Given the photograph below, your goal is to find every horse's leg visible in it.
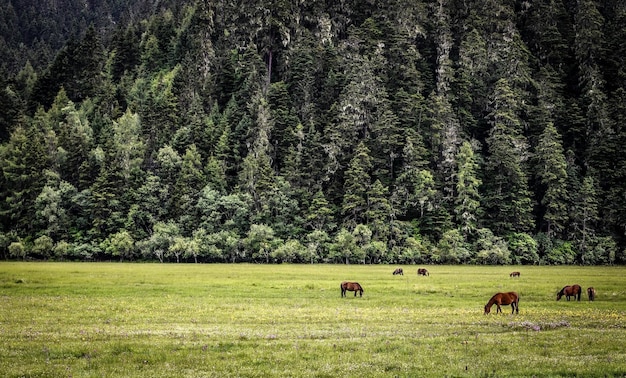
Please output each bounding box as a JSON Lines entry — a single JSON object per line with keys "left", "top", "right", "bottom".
{"left": 496, "top": 304, "right": 502, "bottom": 314}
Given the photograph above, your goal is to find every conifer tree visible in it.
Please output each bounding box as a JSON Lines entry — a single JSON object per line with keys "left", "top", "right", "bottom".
{"left": 482, "top": 79, "right": 533, "bottom": 235}
{"left": 341, "top": 141, "right": 372, "bottom": 230}
{"left": 306, "top": 190, "right": 336, "bottom": 233}
{"left": 0, "top": 121, "right": 50, "bottom": 234}
{"left": 268, "top": 81, "right": 299, "bottom": 172}
{"left": 455, "top": 140, "right": 482, "bottom": 240}
{"left": 572, "top": 176, "right": 599, "bottom": 258}
{"left": 174, "top": 144, "right": 207, "bottom": 233}
{"left": 534, "top": 122, "right": 568, "bottom": 239}
{"left": 392, "top": 131, "right": 435, "bottom": 221}
{"left": 366, "top": 179, "right": 392, "bottom": 241}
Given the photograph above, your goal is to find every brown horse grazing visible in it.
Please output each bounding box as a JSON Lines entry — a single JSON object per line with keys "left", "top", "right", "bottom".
{"left": 392, "top": 268, "right": 404, "bottom": 275}
{"left": 484, "top": 292, "right": 519, "bottom": 315}
{"left": 510, "top": 271, "right": 520, "bottom": 278}
{"left": 557, "top": 284, "right": 582, "bottom": 301}
{"left": 341, "top": 281, "right": 364, "bottom": 297}
{"left": 417, "top": 268, "right": 429, "bottom": 276}
{"left": 587, "top": 287, "right": 596, "bottom": 301}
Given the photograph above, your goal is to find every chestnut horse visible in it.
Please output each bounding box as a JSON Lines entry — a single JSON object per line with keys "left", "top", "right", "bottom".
{"left": 392, "top": 268, "right": 404, "bottom": 275}
{"left": 587, "top": 287, "right": 596, "bottom": 301}
{"left": 417, "top": 268, "right": 429, "bottom": 276}
{"left": 557, "top": 284, "right": 582, "bottom": 301}
{"left": 341, "top": 281, "right": 363, "bottom": 297}
{"left": 509, "top": 271, "right": 520, "bottom": 278}
{"left": 484, "top": 292, "right": 519, "bottom": 314}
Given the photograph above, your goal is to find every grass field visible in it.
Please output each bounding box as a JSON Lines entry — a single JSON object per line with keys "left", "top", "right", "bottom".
{"left": 1, "top": 263, "right": 626, "bottom": 377}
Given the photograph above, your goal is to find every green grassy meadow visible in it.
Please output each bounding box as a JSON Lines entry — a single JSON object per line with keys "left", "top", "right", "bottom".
{"left": 1, "top": 263, "right": 626, "bottom": 377}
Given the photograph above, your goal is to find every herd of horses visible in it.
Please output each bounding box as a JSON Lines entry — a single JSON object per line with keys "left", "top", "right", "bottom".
{"left": 342, "top": 269, "right": 598, "bottom": 315}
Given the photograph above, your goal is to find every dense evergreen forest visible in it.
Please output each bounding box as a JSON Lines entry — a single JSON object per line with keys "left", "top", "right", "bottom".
{"left": 1, "top": 0, "right": 625, "bottom": 264}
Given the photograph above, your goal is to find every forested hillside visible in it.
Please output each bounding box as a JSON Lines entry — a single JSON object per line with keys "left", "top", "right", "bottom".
{"left": 1, "top": 0, "right": 625, "bottom": 264}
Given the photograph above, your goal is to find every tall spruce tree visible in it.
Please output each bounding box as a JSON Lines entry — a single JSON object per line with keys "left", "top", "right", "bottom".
{"left": 341, "top": 141, "right": 372, "bottom": 230}
{"left": 482, "top": 79, "right": 533, "bottom": 235}
{"left": 454, "top": 140, "right": 482, "bottom": 240}
{"left": 534, "top": 122, "right": 568, "bottom": 239}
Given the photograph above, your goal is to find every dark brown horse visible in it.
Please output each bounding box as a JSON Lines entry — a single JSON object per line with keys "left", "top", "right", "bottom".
{"left": 341, "top": 281, "right": 363, "bottom": 297}
{"left": 587, "top": 287, "right": 596, "bottom": 301}
{"left": 509, "top": 271, "right": 520, "bottom": 278}
{"left": 392, "top": 268, "right": 404, "bottom": 275}
{"left": 417, "top": 268, "right": 429, "bottom": 276}
{"left": 484, "top": 292, "right": 519, "bottom": 314}
{"left": 557, "top": 284, "right": 582, "bottom": 301}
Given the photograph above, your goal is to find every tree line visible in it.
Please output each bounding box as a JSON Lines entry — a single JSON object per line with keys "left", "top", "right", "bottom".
{"left": 1, "top": 0, "right": 625, "bottom": 264}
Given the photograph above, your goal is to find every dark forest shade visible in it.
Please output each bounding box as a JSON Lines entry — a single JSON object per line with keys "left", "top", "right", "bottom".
{"left": 0, "top": 0, "right": 625, "bottom": 264}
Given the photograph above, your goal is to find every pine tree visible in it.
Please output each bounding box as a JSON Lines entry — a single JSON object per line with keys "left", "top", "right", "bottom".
{"left": 482, "top": 79, "right": 533, "bottom": 235}
{"left": 454, "top": 26, "right": 487, "bottom": 139}
{"left": 135, "top": 66, "right": 181, "bottom": 163}
{"left": 366, "top": 179, "right": 392, "bottom": 241}
{"left": 520, "top": 0, "right": 571, "bottom": 68}
{"left": 90, "top": 162, "right": 125, "bottom": 241}
{"left": 392, "top": 131, "right": 435, "bottom": 220}
{"left": 284, "top": 30, "right": 318, "bottom": 126}
{"left": 267, "top": 81, "right": 299, "bottom": 173}
{"left": 0, "top": 72, "right": 22, "bottom": 142}
{"left": 172, "top": 144, "right": 206, "bottom": 234}
{"left": 306, "top": 190, "right": 336, "bottom": 233}
{"left": 327, "top": 18, "right": 390, "bottom": 180}
{"left": 341, "top": 141, "right": 372, "bottom": 230}
{"left": 111, "top": 24, "right": 141, "bottom": 81}
{"left": 0, "top": 121, "right": 50, "bottom": 234}
{"left": 455, "top": 140, "right": 482, "bottom": 240}
{"left": 73, "top": 25, "right": 105, "bottom": 102}
{"left": 572, "top": 176, "right": 599, "bottom": 258}
{"left": 534, "top": 122, "right": 568, "bottom": 239}
{"left": 56, "top": 102, "right": 93, "bottom": 189}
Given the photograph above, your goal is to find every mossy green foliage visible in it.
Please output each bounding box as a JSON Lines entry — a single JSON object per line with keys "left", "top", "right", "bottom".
{"left": 1, "top": 263, "right": 626, "bottom": 377}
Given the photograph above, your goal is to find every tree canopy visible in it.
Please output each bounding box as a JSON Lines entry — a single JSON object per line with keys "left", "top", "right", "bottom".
{"left": 0, "top": 0, "right": 625, "bottom": 264}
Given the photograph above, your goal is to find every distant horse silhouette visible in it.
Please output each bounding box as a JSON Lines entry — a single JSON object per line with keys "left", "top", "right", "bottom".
{"left": 341, "top": 281, "right": 363, "bottom": 297}
{"left": 510, "top": 271, "right": 520, "bottom": 278}
{"left": 484, "top": 292, "right": 519, "bottom": 315}
{"left": 417, "top": 268, "right": 429, "bottom": 276}
{"left": 587, "top": 287, "right": 596, "bottom": 301}
{"left": 392, "top": 268, "right": 404, "bottom": 275}
{"left": 557, "top": 284, "right": 582, "bottom": 301}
